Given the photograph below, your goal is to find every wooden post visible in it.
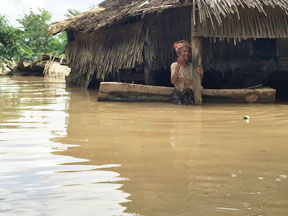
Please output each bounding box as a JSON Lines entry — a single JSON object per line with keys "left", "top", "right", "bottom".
{"left": 191, "top": 4, "right": 203, "bottom": 105}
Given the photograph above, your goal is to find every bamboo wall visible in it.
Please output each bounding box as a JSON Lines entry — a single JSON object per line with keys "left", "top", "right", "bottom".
{"left": 66, "top": 22, "right": 144, "bottom": 87}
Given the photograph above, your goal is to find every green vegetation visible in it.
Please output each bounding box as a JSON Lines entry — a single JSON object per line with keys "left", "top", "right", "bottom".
{"left": 0, "top": 6, "right": 88, "bottom": 66}
{"left": 89, "top": 5, "right": 97, "bottom": 9}
{"left": 17, "top": 9, "right": 66, "bottom": 61}
{"left": 65, "top": 9, "right": 81, "bottom": 18}
{"left": 0, "top": 16, "right": 30, "bottom": 64}
{"left": 0, "top": 8, "right": 75, "bottom": 66}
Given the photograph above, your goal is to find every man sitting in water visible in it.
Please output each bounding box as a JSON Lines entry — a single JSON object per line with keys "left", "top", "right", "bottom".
{"left": 171, "top": 40, "right": 204, "bottom": 105}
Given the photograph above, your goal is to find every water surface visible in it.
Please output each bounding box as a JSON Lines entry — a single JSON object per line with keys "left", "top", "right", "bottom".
{"left": 1, "top": 76, "right": 288, "bottom": 216}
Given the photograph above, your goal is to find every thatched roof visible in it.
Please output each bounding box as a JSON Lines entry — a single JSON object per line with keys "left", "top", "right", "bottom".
{"left": 50, "top": 0, "right": 288, "bottom": 39}
{"left": 49, "top": 7, "right": 106, "bottom": 36}
{"left": 50, "top": 0, "right": 189, "bottom": 35}
{"left": 98, "top": 0, "right": 135, "bottom": 8}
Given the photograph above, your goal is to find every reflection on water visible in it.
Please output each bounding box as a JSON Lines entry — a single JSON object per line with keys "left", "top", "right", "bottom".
{"left": 1, "top": 76, "right": 288, "bottom": 216}
{"left": 0, "top": 77, "right": 130, "bottom": 216}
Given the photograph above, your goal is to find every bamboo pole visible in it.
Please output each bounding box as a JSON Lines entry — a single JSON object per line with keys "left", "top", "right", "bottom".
{"left": 191, "top": 3, "right": 203, "bottom": 105}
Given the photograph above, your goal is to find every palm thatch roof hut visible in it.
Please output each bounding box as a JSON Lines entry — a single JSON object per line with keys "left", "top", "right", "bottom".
{"left": 50, "top": 0, "right": 288, "bottom": 97}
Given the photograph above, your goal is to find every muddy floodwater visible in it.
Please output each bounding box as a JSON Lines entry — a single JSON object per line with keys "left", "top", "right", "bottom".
{"left": 1, "top": 76, "right": 288, "bottom": 216}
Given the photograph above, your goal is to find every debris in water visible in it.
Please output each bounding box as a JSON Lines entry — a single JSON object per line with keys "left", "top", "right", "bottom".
{"left": 217, "top": 207, "right": 239, "bottom": 211}
{"left": 243, "top": 115, "right": 250, "bottom": 120}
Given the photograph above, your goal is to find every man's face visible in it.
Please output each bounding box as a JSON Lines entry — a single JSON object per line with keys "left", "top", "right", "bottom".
{"left": 179, "top": 46, "right": 191, "bottom": 61}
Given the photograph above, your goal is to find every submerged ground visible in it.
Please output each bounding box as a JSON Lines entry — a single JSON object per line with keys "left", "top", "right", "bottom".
{"left": 0, "top": 76, "right": 288, "bottom": 216}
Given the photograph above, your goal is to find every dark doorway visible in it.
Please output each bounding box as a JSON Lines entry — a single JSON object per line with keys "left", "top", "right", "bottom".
{"left": 154, "top": 68, "right": 173, "bottom": 87}
{"left": 253, "top": 39, "right": 277, "bottom": 60}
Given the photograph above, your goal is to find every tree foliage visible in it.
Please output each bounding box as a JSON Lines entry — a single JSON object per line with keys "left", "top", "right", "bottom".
{"left": 0, "top": 7, "right": 92, "bottom": 64}
{"left": 65, "top": 9, "right": 81, "bottom": 18}
{"left": 89, "top": 5, "right": 97, "bottom": 9}
{"left": 0, "top": 16, "right": 28, "bottom": 63}
{"left": 17, "top": 9, "right": 66, "bottom": 60}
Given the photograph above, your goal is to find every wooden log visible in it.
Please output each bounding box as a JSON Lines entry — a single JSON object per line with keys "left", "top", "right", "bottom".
{"left": 98, "top": 82, "right": 172, "bottom": 102}
{"left": 98, "top": 92, "right": 172, "bottom": 102}
{"left": 202, "top": 89, "right": 276, "bottom": 103}
{"left": 98, "top": 82, "right": 276, "bottom": 103}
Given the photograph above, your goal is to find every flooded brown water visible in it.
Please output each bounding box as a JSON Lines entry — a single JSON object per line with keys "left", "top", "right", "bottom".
{"left": 1, "top": 76, "right": 288, "bottom": 216}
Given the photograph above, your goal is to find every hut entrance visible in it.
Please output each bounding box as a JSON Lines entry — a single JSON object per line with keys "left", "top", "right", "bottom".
{"left": 154, "top": 68, "right": 173, "bottom": 87}
{"left": 119, "top": 68, "right": 145, "bottom": 84}
{"left": 253, "top": 39, "right": 277, "bottom": 60}
{"left": 202, "top": 38, "right": 273, "bottom": 89}
{"left": 201, "top": 38, "right": 288, "bottom": 100}
{"left": 269, "top": 39, "right": 288, "bottom": 100}
{"left": 253, "top": 38, "right": 288, "bottom": 100}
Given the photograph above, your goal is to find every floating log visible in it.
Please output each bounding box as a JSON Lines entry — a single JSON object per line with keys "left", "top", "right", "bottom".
{"left": 201, "top": 88, "right": 276, "bottom": 103}
{"left": 99, "top": 82, "right": 172, "bottom": 102}
{"left": 98, "top": 82, "right": 276, "bottom": 103}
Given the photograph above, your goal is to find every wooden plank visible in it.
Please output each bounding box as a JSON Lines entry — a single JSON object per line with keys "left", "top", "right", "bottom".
{"left": 99, "top": 82, "right": 172, "bottom": 95}
{"left": 202, "top": 88, "right": 276, "bottom": 103}
{"left": 98, "top": 92, "right": 172, "bottom": 102}
{"left": 98, "top": 82, "right": 276, "bottom": 103}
